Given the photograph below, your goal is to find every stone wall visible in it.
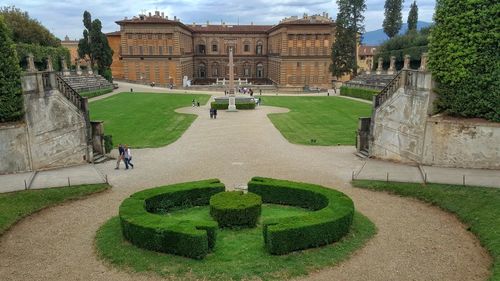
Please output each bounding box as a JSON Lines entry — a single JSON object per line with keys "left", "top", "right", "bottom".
{"left": 370, "top": 70, "right": 500, "bottom": 169}
{"left": 0, "top": 123, "right": 31, "bottom": 173}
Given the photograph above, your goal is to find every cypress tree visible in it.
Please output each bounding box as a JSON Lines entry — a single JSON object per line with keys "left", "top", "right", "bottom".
{"left": 383, "top": 0, "right": 404, "bottom": 38}
{"left": 0, "top": 15, "right": 23, "bottom": 122}
{"left": 407, "top": 1, "right": 418, "bottom": 33}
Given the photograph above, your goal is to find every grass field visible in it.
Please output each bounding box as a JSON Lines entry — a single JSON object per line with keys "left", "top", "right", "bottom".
{"left": 262, "top": 96, "right": 372, "bottom": 145}
{"left": 352, "top": 180, "right": 500, "bottom": 281}
{"left": 97, "top": 205, "right": 375, "bottom": 280}
{"left": 0, "top": 184, "right": 110, "bottom": 235}
{"left": 89, "top": 92, "right": 210, "bottom": 148}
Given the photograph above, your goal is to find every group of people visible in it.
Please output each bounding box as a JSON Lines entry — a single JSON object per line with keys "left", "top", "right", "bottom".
{"left": 238, "top": 87, "right": 254, "bottom": 96}
{"left": 209, "top": 108, "right": 218, "bottom": 119}
{"left": 115, "top": 144, "right": 134, "bottom": 170}
{"left": 192, "top": 99, "right": 200, "bottom": 107}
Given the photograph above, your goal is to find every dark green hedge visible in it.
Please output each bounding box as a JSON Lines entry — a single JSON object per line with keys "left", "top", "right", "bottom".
{"left": 340, "top": 86, "right": 379, "bottom": 101}
{"left": 210, "top": 102, "right": 256, "bottom": 110}
{"left": 80, "top": 87, "right": 113, "bottom": 98}
{"left": 119, "top": 179, "right": 225, "bottom": 259}
{"left": 248, "top": 177, "right": 354, "bottom": 255}
{"left": 15, "top": 43, "right": 70, "bottom": 71}
{"left": 210, "top": 191, "right": 262, "bottom": 228}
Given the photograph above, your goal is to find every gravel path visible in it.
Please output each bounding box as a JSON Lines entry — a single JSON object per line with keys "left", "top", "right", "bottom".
{"left": 0, "top": 100, "right": 491, "bottom": 281}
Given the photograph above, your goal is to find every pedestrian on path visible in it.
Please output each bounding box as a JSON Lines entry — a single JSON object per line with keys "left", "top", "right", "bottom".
{"left": 192, "top": 99, "right": 196, "bottom": 107}
{"left": 115, "top": 144, "right": 124, "bottom": 169}
{"left": 210, "top": 108, "right": 214, "bottom": 119}
{"left": 213, "top": 108, "right": 217, "bottom": 119}
{"left": 124, "top": 145, "right": 134, "bottom": 169}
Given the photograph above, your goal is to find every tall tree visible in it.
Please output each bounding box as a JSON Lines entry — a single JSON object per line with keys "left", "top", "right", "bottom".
{"left": 383, "top": 0, "right": 404, "bottom": 38}
{"left": 330, "top": 0, "right": 366, "bottom": 78}
{"left": 0, "top": 15, "right": 23, "bottom": 122}
{"left": 0, "top": 6, "right": 60, "bottom": 47}
{"left": 78, "top": 11, "right": 113, "bottom": 81}
{"left": 429, "top": 0, "right": 499, "bottom": 121}
{"left": 407, "top": 1, "right": 418, "bottom": 33}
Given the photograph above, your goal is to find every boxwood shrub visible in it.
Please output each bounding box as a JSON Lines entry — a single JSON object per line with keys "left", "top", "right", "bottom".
{"left": 210, "top": 102, "right": 256, "bottom": 110}
{"left": 340, "top": 86, "right": 379, "bottom": 101}
{"left": 248, "top": 177, "right": 354, "bottom": 255}
{"left": 119, "top": 179, "right": 225, "bottom": 259}
{"left": 210, "top": 191, "right": 262, "bottom": 228}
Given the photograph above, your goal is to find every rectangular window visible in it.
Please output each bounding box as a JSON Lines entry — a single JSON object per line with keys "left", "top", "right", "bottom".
{"left": 127, "top": 34, "right": 132, "bottom": 39}
{"left": 168, "top": 46, "right": 173, "bottom": 54}
{"left": 244, "top": 45, "right": 250, "bottom": 52}
{"left": 149, "top": 46, "right": 153, "bottom": 55}
{"left": 159, "top": 46, "right": 163, "bottom": 55}
{"left": 212, "top": 44, "right": 217, "bottom": 52}
{"left": 138, "top": 34, "right": 142, "bottom": 39}
{"left": 139, "top": 46, "right": 143, "bottom": 55}
{"left": 147, "top": 34, "right": 152, "bottom": 40}
{"left": 129, "top": 46, "right": 133, "bottom": 55}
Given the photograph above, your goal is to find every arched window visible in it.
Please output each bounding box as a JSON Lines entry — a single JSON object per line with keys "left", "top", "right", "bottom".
{"left": 212, "top": 62, "right": 219, "bottom": 77}
{"left": 198, "top": 63, "right": 206, "bottom": 78}
{"left": 256, "top": 41, "right": 263, "bottom": 55}
{"left": 243, "top": 62, "right": 251, "bottom": 77}
{"left": 197, "top": 40, "right": 206, "bottom": 54}
{"left": 256, "top": 63, "right": 264, "bottom": 78}
{"left": 211, "top": 41, "right": 218, "bottom": 53}
{"left": 243, "top": 40, "right": 251, "bottom": 53}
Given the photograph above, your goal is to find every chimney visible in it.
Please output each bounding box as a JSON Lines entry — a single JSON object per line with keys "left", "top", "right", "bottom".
{"left": 161, "top": 12, "right": 164, "bottom": 18}
{"left": 174, "top": 16, "right": 177, "bottom": 21}
{"left": 124, "top": 16, "right": 128, "bottom": 20}
{"left": 148, "top": 12, "right": 152, "bottom": 17}
{"left": 326, "top": 13, "right": 329, "bottom": 19}
{"left": 251, "top": 21, "right": 253, "bottom": 25}
{"left": 207, "top": 20, "right": 209, "bottom": 25}
{"left": 166, "top": 15, "right": 168, "bottom": 19}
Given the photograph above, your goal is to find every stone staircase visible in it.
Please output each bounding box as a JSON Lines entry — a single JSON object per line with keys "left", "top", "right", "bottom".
{"left": 60, "top": 74, "right": 113, "bottom": 93}
{"left": 345, "top": 73, "right": 397, "bottom": 90}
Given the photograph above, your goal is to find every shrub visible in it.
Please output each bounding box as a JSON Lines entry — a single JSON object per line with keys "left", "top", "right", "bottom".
{"left": 80, "top": 87, "right": 113, "bottom": 98}
{"left": 428, "top": 0, "right": 499, "bottom": 121}
{"left": 248, "top": 177, "right": 354, "bottom": 255}
{"left": 340, "top": 86, "right": 379, "bottom": 101}
{"left": 210, "top": 102, "right": 256, "bottom": 110}
{"left": 15, "top": 43, "right": 70, "bottom": 71}
{"left": 210, "top": 191, "right": 262, "bottom": 228}
{"left": 103, "top": 135, "right": 113, "bottom": 154}
{"left": 0, "top": 15, "right": 23, "bottom": 123}
{"left": 119, "top": 179, "right": 225, "bottom": 259}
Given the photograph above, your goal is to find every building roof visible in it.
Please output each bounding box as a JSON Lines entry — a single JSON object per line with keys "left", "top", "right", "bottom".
{"left": 359, "top": 45, "right": 378, "bottom": 56}
{"left": 191, "top": 25, "right": 273, "bottom": 34}
{"left": 106, "top": 31, "right": 121, "bottom": 36}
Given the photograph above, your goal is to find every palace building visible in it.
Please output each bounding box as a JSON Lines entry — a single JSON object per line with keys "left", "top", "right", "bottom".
{"left": 107, "top": 12, "right": 343, "bottom": 90}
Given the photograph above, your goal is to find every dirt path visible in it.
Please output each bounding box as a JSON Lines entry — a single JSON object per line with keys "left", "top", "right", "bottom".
{"left": 0, "top": 103, "right": 491, "bottom": 281}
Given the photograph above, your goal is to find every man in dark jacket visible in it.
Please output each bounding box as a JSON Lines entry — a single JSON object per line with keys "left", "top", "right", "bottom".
{"left": 115, "top": 144, "right": 125, "bottom": 169}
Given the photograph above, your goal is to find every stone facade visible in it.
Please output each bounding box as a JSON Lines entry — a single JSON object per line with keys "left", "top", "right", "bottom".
{"left": 108, "top": 12, "right": 342, "bottom": 89}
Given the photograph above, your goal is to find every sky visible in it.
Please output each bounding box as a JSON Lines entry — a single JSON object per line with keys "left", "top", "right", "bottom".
{"left": 2, "top": 0, "right": 436, "bottom": 40}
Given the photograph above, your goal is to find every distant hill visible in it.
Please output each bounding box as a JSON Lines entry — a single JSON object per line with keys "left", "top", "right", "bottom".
{"left": 362, "top": 21, "right": 432, "bottom": 45}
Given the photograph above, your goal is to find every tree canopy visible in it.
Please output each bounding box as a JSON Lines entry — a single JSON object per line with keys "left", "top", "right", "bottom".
{"left": 383, "top": 0, "right": 404, "bottom": 38}
{"left": 0, "top": 6, "right": 60, "bottom": 47}
{"left": 407, "top": 1, "right": 418, "bottom": 33}
{"left": 428, "top": 0, "right": 499, "bottom": 121}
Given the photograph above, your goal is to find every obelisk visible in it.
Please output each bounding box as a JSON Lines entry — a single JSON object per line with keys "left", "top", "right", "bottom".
{"left": 227, "top": 47, "right": 237, "bottom": 111}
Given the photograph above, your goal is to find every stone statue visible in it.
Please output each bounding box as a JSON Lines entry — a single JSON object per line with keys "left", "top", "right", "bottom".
{"left": 366, "top": 58, "right": 372, "bottom": 74}
{"left": 419, "top": 53, "right": 428, "bottom": 71}
{"left": 76, "top": 59, "right": 82, "bottom": 75}
{"left": 61, "top": 57, "right": 70, "bottom": 76}
{"left": 376, "top": 57, "right": 383, "bottom": 75}
{"left": 403, "top": 55, "right": 411, "bottom": 70}
{"left": 387, "top": 56, "right": 396, "bottom": 75}
{"left": 27, "top": 54, "right": 36, "bottom": 72}
{"left": 46, "top": 56, "right": 54, "bottom": 71}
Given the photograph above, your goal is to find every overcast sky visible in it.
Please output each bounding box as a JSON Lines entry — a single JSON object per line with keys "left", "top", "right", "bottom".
{"left": 2, "top": 0, "right": 436, "bottom": 40}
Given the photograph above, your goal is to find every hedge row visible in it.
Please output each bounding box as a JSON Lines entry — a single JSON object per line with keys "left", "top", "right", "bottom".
{"left": 210, "top": 102, "right": 256, "bottom": 110}
{"left": 79, "top": 87, "right": 113, "bottom": 98}
{"left": 15, "top": 43, "right": 70, "bottom": 72}
{"left": 248, "top": 177, "right": 354, "bottom": 255}
{"left": 119, "top": 179, "right": 225, "bottom": 259}
{"left": 340, "top": 86, "right": 379, "bottom": 101}
{"left": 210, "top": 191, "right": 262, "bottom": 228}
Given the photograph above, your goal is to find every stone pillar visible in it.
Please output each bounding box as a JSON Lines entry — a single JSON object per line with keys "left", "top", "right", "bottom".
{"left": 76, "top": 59, "right": 82, "bottom": 75}
{"left": 366, "top": 58, "right": 372, "bottom": 74}
{"left": 46, "top": 57, "right": 56, "bottom": 90}
{"left": 61, "top": 57, "right": 70, "bottom": 76}
{"left": 376, "top": 57, "right": 383, "bottom": 75}
{"left": 227, "top": 47, "right": 237, "bottom": 111}
{"left": 387, "top": 56, "right": 396, "bottom": 75}
{"left": 27, "top": 54, "right": 37, "bottom": 72}
{"left": 419, "top": 52, "right": 428, "bottom": 71}
{"left": 403, "top": 55, "right": 411, "bottom": 69}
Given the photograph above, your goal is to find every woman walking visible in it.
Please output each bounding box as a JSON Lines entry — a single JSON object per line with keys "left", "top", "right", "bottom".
{"left": 124, "top": 145, "right": 134, "bottom": 169}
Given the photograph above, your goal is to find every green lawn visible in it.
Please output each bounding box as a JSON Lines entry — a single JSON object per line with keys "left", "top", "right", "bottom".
{"left": 262, "top": 96, "right": 372, "bottom": 145}
{"left": 97, "top": 206, "right": 375, "bottom": 280}
{"left": 352, "top": 180, "right": 500, "bottom": 281}
{"left": 89, "top": 92, "right": 210, "bottom": 148}
{"left": 0, "top": 184, "right": 110, "bottom": 235}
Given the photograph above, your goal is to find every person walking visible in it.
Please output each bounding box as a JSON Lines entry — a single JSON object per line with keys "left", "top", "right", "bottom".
{"left": 213, "top": 108, "right": 217, "bottom": 119}
{"left": 124, "top": 145, "right": 134, "bottom": 169}
{"left": 115, "top": 144, "right": 124, "bottom": 169}
{"left": 210, "top": 108, "right": 214, "bottom": 119}
{"left": 192, "top": 99, "right": 195, "bottom": 107}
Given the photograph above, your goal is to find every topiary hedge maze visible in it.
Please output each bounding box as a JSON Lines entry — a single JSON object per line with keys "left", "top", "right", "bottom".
{"left": 118, "top": 177, "right": 354, "bottom": 259}
{"left": 210, "top": 191, "right": 262, "bottom": 228}
{"left": 248, "top": 177, "right": 355, "bottom": 255}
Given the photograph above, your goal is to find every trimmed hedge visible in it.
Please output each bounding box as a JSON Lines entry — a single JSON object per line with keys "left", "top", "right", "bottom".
{"left": 210, "top": 102, "right": 256, "bottom": 110}
{"left": 80, "top": 87, "right": 113, "bottom": 98}
{"left": 119, "top": 179, "right": 225, "bottom": 259}
{"left": 210, "top": 191, "right": 262, "bottom": 228}
{"left": 248, "top": 177, "right": 354, "bottom": 255}
{"left": 340, "top": 86, "right": 379, "bottom": 101}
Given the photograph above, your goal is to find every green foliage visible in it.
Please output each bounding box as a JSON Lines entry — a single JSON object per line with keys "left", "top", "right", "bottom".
{"left": 0, "top": 6, "right": 60, "bottom": 47}
{"left": 210, "top": 101, "right": 256, "bottom": 110}
{"left": 15, "top": 43, "right": 70, "bottom": 71}
{"left": 383, "top": 0, "right": 404, "bottom": 38}
{"left": 80, "top": 87, "right": 112, "bottom": 98}
{"left": 340, "top": 86, "right": 379, "bottom": 100}
{"left": 78, "top": 11, "right": 113, "bottom": 81}
{"left": 352, "top": 180, "right": 500, "bottom": 281}
{"left": 89, "top": 93, "right": 210, "bottom": 148}
{"left": 0, "top": 183, "right": 110, "bottom": 235}
{"left": 210, "top": 191, "right": 262, "bottom": 228}
{"left": 0, "top": 15, "right": 23, "bottom": 123}
{"left": 119, "top": 179, "right": 225, "bottom": 259}
{"left": 375, "top": 27, "right": 430, "bottom": 69}
{"left": 248, "top": 177, "right": 355, "bottom": 255}
{"left": 330, "top": 0, "right": 366, "bottom": 77}
{"left": 103, "top": 135, "right": 113, "bottom": 154}
{"left": 263, "top": 96, "right": 372, "bottom": 145}
{"left": 407, "top": 1, "right": 418, "bottom": 32}
{"left": 428, "top": 0, "right": 500, "bottom": 121}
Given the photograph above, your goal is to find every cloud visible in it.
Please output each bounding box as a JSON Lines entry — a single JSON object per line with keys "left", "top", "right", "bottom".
{"left": 3, "top": 0, "right": 435, "bottom": 39}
